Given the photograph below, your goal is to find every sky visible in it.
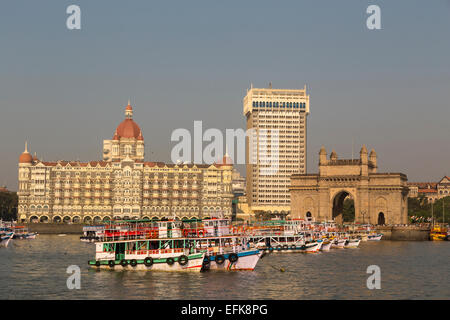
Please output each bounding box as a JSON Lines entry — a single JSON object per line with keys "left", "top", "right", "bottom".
{"left": 1, "top": 0, "right": 449, "bottom": 191}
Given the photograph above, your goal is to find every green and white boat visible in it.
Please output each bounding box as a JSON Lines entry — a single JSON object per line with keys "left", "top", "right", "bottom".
{"left": 88, "top": 237, "right": 206, "bottom": 272}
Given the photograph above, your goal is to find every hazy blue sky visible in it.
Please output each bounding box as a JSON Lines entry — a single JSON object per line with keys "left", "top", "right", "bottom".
{"left": 1, "top": 0, "right": 449, "bottom": 190}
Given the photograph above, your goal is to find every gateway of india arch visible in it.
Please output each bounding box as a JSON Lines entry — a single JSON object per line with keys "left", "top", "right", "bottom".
{"left": 290, "top": 146, "right": 409, "bottom": 225}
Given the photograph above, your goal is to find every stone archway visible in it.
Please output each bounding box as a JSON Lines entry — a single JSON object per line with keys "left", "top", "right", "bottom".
{"left": 290, "top": 146, "right": 409, "bottom": 224}
{"left": 332, "top": 190, "right": 354, "bottom": 225}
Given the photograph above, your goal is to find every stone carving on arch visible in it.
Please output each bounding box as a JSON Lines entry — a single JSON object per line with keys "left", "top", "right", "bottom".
{"left": 375, "top": 196, "right": 387, "bottom": 211}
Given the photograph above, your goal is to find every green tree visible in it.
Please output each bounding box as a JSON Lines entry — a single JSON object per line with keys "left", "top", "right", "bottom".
{"left": 342, "top": 198, "right": 355, "bottom": 222}
{"left": 0, "top": 191, "right": 18, "bottom": 221}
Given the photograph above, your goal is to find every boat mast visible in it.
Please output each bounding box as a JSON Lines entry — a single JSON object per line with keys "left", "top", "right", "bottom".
{"left": 431, "top": 201, "right": 434, "bottom": 227}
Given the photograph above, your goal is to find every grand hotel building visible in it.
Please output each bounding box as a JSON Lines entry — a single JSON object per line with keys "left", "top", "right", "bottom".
{"left": 17, "top": 103, "right": 233, "bottom": 223}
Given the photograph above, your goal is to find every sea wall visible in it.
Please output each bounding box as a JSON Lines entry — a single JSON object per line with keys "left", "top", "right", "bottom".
{"left": 375, "top": 226, "right": 430, "bottom": 241}
{"left": 24, "top": 223, "right": 84, "bottom": 234}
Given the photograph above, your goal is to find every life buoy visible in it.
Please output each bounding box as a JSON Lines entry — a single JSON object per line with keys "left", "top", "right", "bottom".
{"left": 95, "top": 260, "right": 101, "bottom": 267}
{"left": 198, "top": 230, "right": 205, "bottom": 237}
{"left": 108, "top": 260, "right": 115, "bottom": 268}
{"left": 203, "top": 256, "right": 210, "bottom": 266}
{"left": 183, "top": 229, "right": 189, "bottom": 237}
{"left": 268, "top": 246, "right": 274, "bottom": 252}
{"left": 276, "top": 245, "right": 282, "bottom": 251}
{"left": 120, "top": 259, "right": 128, "bottom": 267}
{"left": 215, "top": 255, "right": 225, "bottom": 265}
{"left": 166, "top": 257, "right": 175, "bottom": 265}
{"left": 228, "top": 253, "right": 238, "bottom": 263}
{"left": 178, "top": 255, "right": 188, "bottom": 266}
{"left": 144, "top": 257, "right": 153, "bottom": 267}
{"left": 130, "top": 259, "right": 137, "bottom": 267}
{"left": 282, "top": 245, "right": 289, "bottom": 250}
{"left": 290, "top": 245, "right": 296, "bottom": 250}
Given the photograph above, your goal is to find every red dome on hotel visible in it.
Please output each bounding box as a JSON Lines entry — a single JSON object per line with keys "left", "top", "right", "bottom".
{"left": 19, "top": 152, "right": 33, "bottom": 164}
{"left": 115, "top": 119, "right": 142, "bottom": 139}
{"left": 114, "top": 103, "right": 143, "bottom": 140}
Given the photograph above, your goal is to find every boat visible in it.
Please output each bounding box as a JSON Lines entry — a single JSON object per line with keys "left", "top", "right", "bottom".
{"left": 198, "top": 236, "right": 262, "bottom": 271}
{"left": 344, "top": 238, "right": 361, "bottom": 248}
{"left": 429, "top": 225, "right": 448, "bottom": 241}
{"left": 320, "top": 240, "right": 332, "bottom": 251}
{"left": 80, "top": 225, "right": 104, "bottom": 242}
{"left": 11, "top": 226, "right": 37, "bottom": 239}
{"left": 367, "top": 233, "right": 383, "bottom": 241}
{"left": 0, "top": 231, "right": 14, "bottom": 247}
{"left": 330, "top": 238, "right": 346, "bottom": 249}
{"left": 88, "top": 218, "right": 261, "bottom": 272}
{"left": 247, "top": 231, "right": 323, "bottom": 253}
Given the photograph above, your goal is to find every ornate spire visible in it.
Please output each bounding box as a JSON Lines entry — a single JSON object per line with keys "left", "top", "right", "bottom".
{"left": 360, "top": 145, "right": 368, "bottom": 154}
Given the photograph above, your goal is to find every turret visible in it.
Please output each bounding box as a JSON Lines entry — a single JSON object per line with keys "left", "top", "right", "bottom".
{"left": 369, "top": 149, "right": 377, "bottom": 173}
{"left": 360, "top": 145, "right": 368, "bottom": 164}
{"left": 319, "top": 146, "right": 327, "bottom": 165}
{"left": 360, "top": 145, "right": 368, "bottom": 176}
{"left": 330, "top": 150, "right": 338, "bottom": 161}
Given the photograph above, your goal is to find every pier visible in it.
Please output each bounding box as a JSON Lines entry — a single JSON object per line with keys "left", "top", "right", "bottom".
{"left": 375, "top": 225, "right": 430, "bottom": 241}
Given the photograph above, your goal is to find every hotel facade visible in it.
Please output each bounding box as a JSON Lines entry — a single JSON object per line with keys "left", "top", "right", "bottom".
{"left": 17, "top": 103, "right": 233, "bottom": 223}
{"left": 244, "top": 85, "right": 310, "bottom": 215}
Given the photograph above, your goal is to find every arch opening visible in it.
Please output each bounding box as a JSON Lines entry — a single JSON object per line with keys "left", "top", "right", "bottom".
{"left": 332, "top": 191, "right": 355, "bottom": 224}
{"left": 377, "top": 212, "right": 385, "bottom": 225}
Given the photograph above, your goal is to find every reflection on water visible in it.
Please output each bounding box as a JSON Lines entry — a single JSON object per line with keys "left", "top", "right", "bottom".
{"left": 1, "top": 235, "right": 449, "bottom": 299}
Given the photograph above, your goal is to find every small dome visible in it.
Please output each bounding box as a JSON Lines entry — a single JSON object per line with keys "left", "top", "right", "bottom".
{"left": 319, "top": 146, "right": 327, "bottom": 155}
{"left": 19, "top": 152, "right": 32, "bottom": 164}
{"left": 19, "top": 142, "right": 33, "bottom": 164}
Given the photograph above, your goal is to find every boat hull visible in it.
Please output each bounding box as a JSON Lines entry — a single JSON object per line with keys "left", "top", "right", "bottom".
{"left": 331, "top": 239, "right": 346, "bottom": 249}
{"left": 263, "top": 241, "right": 322, "bottom": 253}
{"left": 367, "top": 234, "right": 383, "bottom": 241}
{"left": 320, "top": 241, "right": 332, "bottom": 251}
{"left": 345, "top": 239, "right": 361, "bottom": 248}
{"left": 204, "top": 250, "right": 261, "bottom": 271}
{"left": 89, "top": 253, "right": 205, "bottom": 272}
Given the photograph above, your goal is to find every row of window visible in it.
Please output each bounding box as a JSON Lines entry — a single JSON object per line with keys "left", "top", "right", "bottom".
{"left": 253, "top": 101, "right": 306, "bottom": 109}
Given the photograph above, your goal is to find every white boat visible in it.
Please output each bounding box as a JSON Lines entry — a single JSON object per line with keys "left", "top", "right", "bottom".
{"left": 367, "top": 234, "right": 383, "bottom": 241}
{"left": 248, "top": 234, "right": 322, "bottom": 253}
{"left": 0, "top": 232, "right": 14, "bottom": 247}
{"left": 344, "top": 238, "right": 361, "bottom": 248}
{"left": 89, "top": 218, "right": 261, "bottom": 272}
{"left": 331, "top": 238, "right": 346, "bottom": 249}
{"left": 80, "top": 225, "right": 104, "bottom": 242}
{"left": 203, "top": 249, "right": 262, "bottom": 271}
{"left": 90, "top": 237, "right": 206, "bottom": 272}
{"left": 320, "top": 240, "right": 332, "bottom": 251}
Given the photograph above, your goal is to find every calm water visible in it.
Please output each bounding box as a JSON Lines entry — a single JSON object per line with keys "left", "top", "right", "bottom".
{"left": 0, "top": 235, "right": 449, "bottom": 299}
